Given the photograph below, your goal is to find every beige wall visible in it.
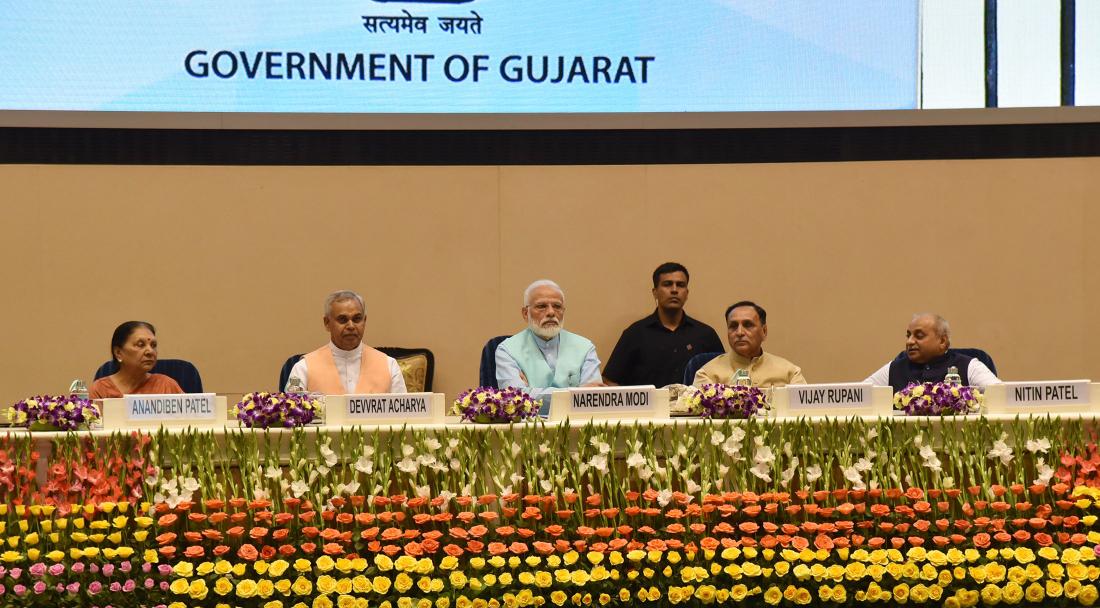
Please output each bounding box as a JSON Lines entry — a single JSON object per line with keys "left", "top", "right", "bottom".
{"left": 2, "top": 158, "right": 1097, "bottom": 406}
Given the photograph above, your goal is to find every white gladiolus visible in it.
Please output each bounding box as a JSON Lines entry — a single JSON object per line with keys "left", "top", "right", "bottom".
{"left": 1033, "top": 458, "right": 1055, "bottom": 487}
{"left": 854, "top": 457, "right": 872, "bottom": 472}
{"left": 987, "top": 433, "right": 1014, "bottom": 465}
{"left": 711, "top": 431, "right": 726, "bottom": 446}
{"left": 265, "top": 466, "right": 282, "bottom": 480}
{"left": 842, "top": 465, "right": 866, "bottom": 491}
{"left": 402, "top": 444, "right": 415, "bottom": 457}
{"left": 626, "top": 452, "right": 646, "bottom": 468}
{"left": 1026, "top": 438, "right": 1051, "bottom": 454}
{"left": 424, "top": 438, "right": 442, "bottom": 451}
{"left": 656, "top": 489, "right": 673, "bottom": 507}
{"left": 354, "top": 455, "right": 374, "bottom": 474}
{"left": 685, "top": 479, "right": 702, "bottom": 494}
{"left": 588, "top": 453, "right": 609, "bottom": 474}
{"left": 749, "top": 462, "right": 772, "bottom": 483}
{"left": 780, "top": 457, "right": 799, "bottom": 487}
{"left": 396, "top": 457, "right": 419, "bottom": 473}
{"left": 290, "top": 479, "right": 309, "bottom": 498}
{"left": 805, "top": 465, "right": 823, "bottom": 483}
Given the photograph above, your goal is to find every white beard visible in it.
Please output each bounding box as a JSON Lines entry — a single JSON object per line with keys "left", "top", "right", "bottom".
{"left": 529, "top": 318, "right": 563, "bottom": 340}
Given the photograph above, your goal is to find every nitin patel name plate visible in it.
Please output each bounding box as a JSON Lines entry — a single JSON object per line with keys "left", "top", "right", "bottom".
{"left": 985, "top": 380, "right": 1095, "bottom": 414}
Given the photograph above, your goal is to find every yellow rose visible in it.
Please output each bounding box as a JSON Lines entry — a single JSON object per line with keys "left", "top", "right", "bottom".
{"left": 169, "top": 579, "right": 190, "bottom": 595}
{"left": 372, "top": 576, "right": 391, "bottom": 594}
{"left": 190, "top": 579, "right": 209, "bottom": 600}
{"left": 1003, "top": 582, "right": 1024, "bottom": 604}
{"left": 1080, "top": 584, "right": 1099, "bottom": 606}
{"left": 292, "top": 576, "right": 313, "bottom": 596}
{"left": 214, "top": 577, "right": 234, "bottom": 596}
{"left": 764, "top": 586, "right": 783, "bottom": 605}
{"left": 237, "top": 579, "right": 259, "bottom": 598}
{"left": 317, "top": 575, "right": 338, "bottom": 595}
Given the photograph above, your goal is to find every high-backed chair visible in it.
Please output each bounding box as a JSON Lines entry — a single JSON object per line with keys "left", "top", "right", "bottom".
{"left": 682, "top": 351, "right": 724, "bottom": 385}
{"left": 479, "top": 335, "right": 511, "bottom": 388}
{"left": 93, "top": 359, "right": 204, "bottom": 393}
{"left": 278, "top": 348, "right": 435, "bottom": 393}
{"left": 378, "top": 347, "right": 435, "bottom": 393}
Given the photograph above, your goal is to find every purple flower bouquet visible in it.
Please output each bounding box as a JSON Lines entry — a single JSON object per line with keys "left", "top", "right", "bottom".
{"left": 8, "top": 394, "right": 100, "bottom": 430}
{"left": 452, "top": 386, "right": 539, "bottom": 423}
{"left": 234, "top": 392, "right": 323, "bottom": 428}
{"left": 679, "top": 383, "right": 768, "bottom": 419}
{"left": 893, "top": 382, "right": 983, "bottom": 416}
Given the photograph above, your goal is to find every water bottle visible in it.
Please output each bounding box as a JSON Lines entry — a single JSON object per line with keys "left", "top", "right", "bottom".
{"left": 69, "top": 378, "right": 90, "bottom": 401}
{"left": 944, "top": 366, "right": 962, "bottom": 385}
{"left": 732, "top": 368, "right": 752, "bottom": 387}
{"left": 285, "top": 376, "right": 306, "bottom": 395}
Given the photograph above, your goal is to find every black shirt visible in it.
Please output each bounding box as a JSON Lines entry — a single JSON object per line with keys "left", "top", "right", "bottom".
{"left": 603, "top": 310, "right": 725, "bottom": 387}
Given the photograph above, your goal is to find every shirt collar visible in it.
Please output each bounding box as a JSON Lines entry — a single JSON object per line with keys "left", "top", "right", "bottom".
{"left": 328, "top": 341, "right": 363, "bottom": 359}
{"left": 531, "top": 332, "right": 560, "bottom": 351}
{"left": 730, "top": 350, "right": 766, "bottom": 368}
{"left": 644, "top": 309, "right": 696, "bottom": 329}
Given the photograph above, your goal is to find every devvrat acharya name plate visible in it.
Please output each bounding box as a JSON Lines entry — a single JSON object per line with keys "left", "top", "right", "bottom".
{"left": 324, "top": 393, "right": 445, "bottom": 425}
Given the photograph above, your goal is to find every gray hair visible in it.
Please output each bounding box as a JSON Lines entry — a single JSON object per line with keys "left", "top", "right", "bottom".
{"left": 912, "top": 312, "right": 950, "bottom": 340}
{"left": 324, "top": 290, "right": 365, "bottom": 317}
{"left": 523, "top": 279, "right": 564, "bottom": 306}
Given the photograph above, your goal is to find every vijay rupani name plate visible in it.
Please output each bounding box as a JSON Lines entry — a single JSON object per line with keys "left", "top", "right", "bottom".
{"left": 772, "top": 383, "right": 893, "bottom": 417}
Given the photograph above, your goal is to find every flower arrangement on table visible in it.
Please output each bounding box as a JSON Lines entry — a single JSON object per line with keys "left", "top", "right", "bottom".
{"left": 233, "top": 391, "right": 323, "bottom": 428}
{"left": 7, "top": 394, "right": 100, "bottom": 430}
{"left": 452, "top": 386, "right": 539, "bottom": 423}
{"left": 894, "top": 381, "right": 983, "bottom": 416}
{"left": 679, "top": 382, "right": 768, "bottom": 418}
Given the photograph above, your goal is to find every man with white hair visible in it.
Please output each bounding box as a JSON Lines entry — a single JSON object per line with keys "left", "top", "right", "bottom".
{"left": 285, "top": 290, "right": 407, "bottom": 394}
{"left": 864, "top": 313, "right": 999, "bottom": 393}
{"left": 495, "top": 280, "right": 603, "bottom": 413}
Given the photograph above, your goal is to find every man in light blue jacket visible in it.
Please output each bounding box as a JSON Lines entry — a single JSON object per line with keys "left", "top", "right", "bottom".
{"left": 495, "top": 279, "right": 604, "bottom": 414}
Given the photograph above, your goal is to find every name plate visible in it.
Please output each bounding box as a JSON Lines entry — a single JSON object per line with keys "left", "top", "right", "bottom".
{"left": 986, "top": 380, "right": 1095, "bottom": 414}
{"left": 549, "top": 386, "right": 669, "bottom": 421}
{"left": 325, "top": 393, "right": 445, "bottom": 425}
{"left": 773, "top": 384, "right": 893, "bottom": 417}
{"left": 100, "top": 394, "right": 228, "bottom": 429}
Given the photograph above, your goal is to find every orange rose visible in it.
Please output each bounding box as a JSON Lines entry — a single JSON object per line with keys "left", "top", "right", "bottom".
{"left": 184, "top": 545, "right": 205, "bottom": 558}
{"left": 404, "top": 541, "right": 423, "bottom": 556}
{"left": 238, "top": 543, "right": 259, "bottom": 561}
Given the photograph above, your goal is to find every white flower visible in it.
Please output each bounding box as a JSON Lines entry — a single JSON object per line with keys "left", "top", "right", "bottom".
{"left": 1026, "top": 438, "right": 1051, "bottom": 454}
{"left": 595, "top": 441, "right": 611, "bottom": 455}
{"left": 626, "top": 452, "right": 646, "bottom": 468}
{"left": 539, "top": 444, "right": 550, "bottom": 455}
{"left": 265, "top": 466, "right": 282, "bottom": 480}
{"left": 942, "top": 476, "right": 955, "bottom": 489}
{"left": 510, "top": 473, "right": 525, "bottom": 486}
{"left": 320, "top": 444, "right": 339, "bottom": 468}
{"left": 414, "top": 484, "right": 431, "bottom": 499}
{"left": 1033, "top": 458, "right": 1055, "bottom": 487}
{"left": 668, "top": 455, "right": 681, "bottom": 470}
{"left": 656, "top": 489, "right": 673, "bottom": 507}
{"left": 710, "top": 431, "right": 726, "bottom": 446}
{"left": 780, "top": 457, "right": 799, "bottom": 487}
{"left": 180, "top": 477, "right": 200, "bottom": 494}
{"left": 718, "top": 464, "right": 730, "bottom": 477}
{"left": 539, "top": 479, "right": 553, "bottom": 493}
{"left": 253, "top": 486, "right": 270, "bottom": 501}
{"left": 416, "top": 454, "right": 437, "bottom": 467}
{"left": 987, "top": 433, "right": 1014, "bottom": 465}
{"left": 290, "top": 480, "right": 309, "bottom": 498}
{"left": 854, "top": 457, "right": 872, "bottom": 472}
{"left": 749, "top": 462, "right": 772, "bottom": 483}
{"left": 316, "top": 465, "right": 330, "bottom": 477}
{"left": 341, "top": 481, "right": 361, "bottom": 496}
{"left": 363, "top": 445, "right": 376, "bottom": 457}
{"left": 685, "top": 479, "right": 701, "bottom": 494}
{"left": 396, "top": 457, "right": 419, "bottom": 474}
{"left": 637, "top": 466, "right": 654, "bottom": 481}
{"left": 449, "top": 458, "right": 460, "bottom": 471}
{"left": 805, "top": 465, "right": 823, "bottom": 483}
{"left": 841, "top": 465, "right": 866, "bottom": 491}
{"left": 587, "top": 454, "right": 609, "bottom": 475}
{"left": 753, "top": 444, "right": 775, "bottom": 465}
{"left": 866, "top": 427, "right": 878, "bottom": 440}
{"left": 919, "top": 444, "right": 942, "bottom": 473}
{"left": 424, "top": 438, "right": 442, "bottom": 451}
{"left": 354, "top": 455, "right": 374, "bottom": 475}
{"left": 401, "top": 444, "right": 415, "bottom": 457}
{"left": 511, "top": 442, "right": 522, "bottom": 458}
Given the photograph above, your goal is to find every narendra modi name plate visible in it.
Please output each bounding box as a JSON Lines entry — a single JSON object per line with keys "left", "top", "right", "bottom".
{"left": 101, "top": 393, "right": 227, "bottom": 429}
{"left": 325, "top": 393, "right": 445, "bottom": 425}
{"left": 985, "top": 380, "right": 1095, "bottom": 414}
{"left": 549, "top": 386, "right": 668, "bottom": 421}
{"left": 772, "top": 383, "right": 893, "bottom": 417}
